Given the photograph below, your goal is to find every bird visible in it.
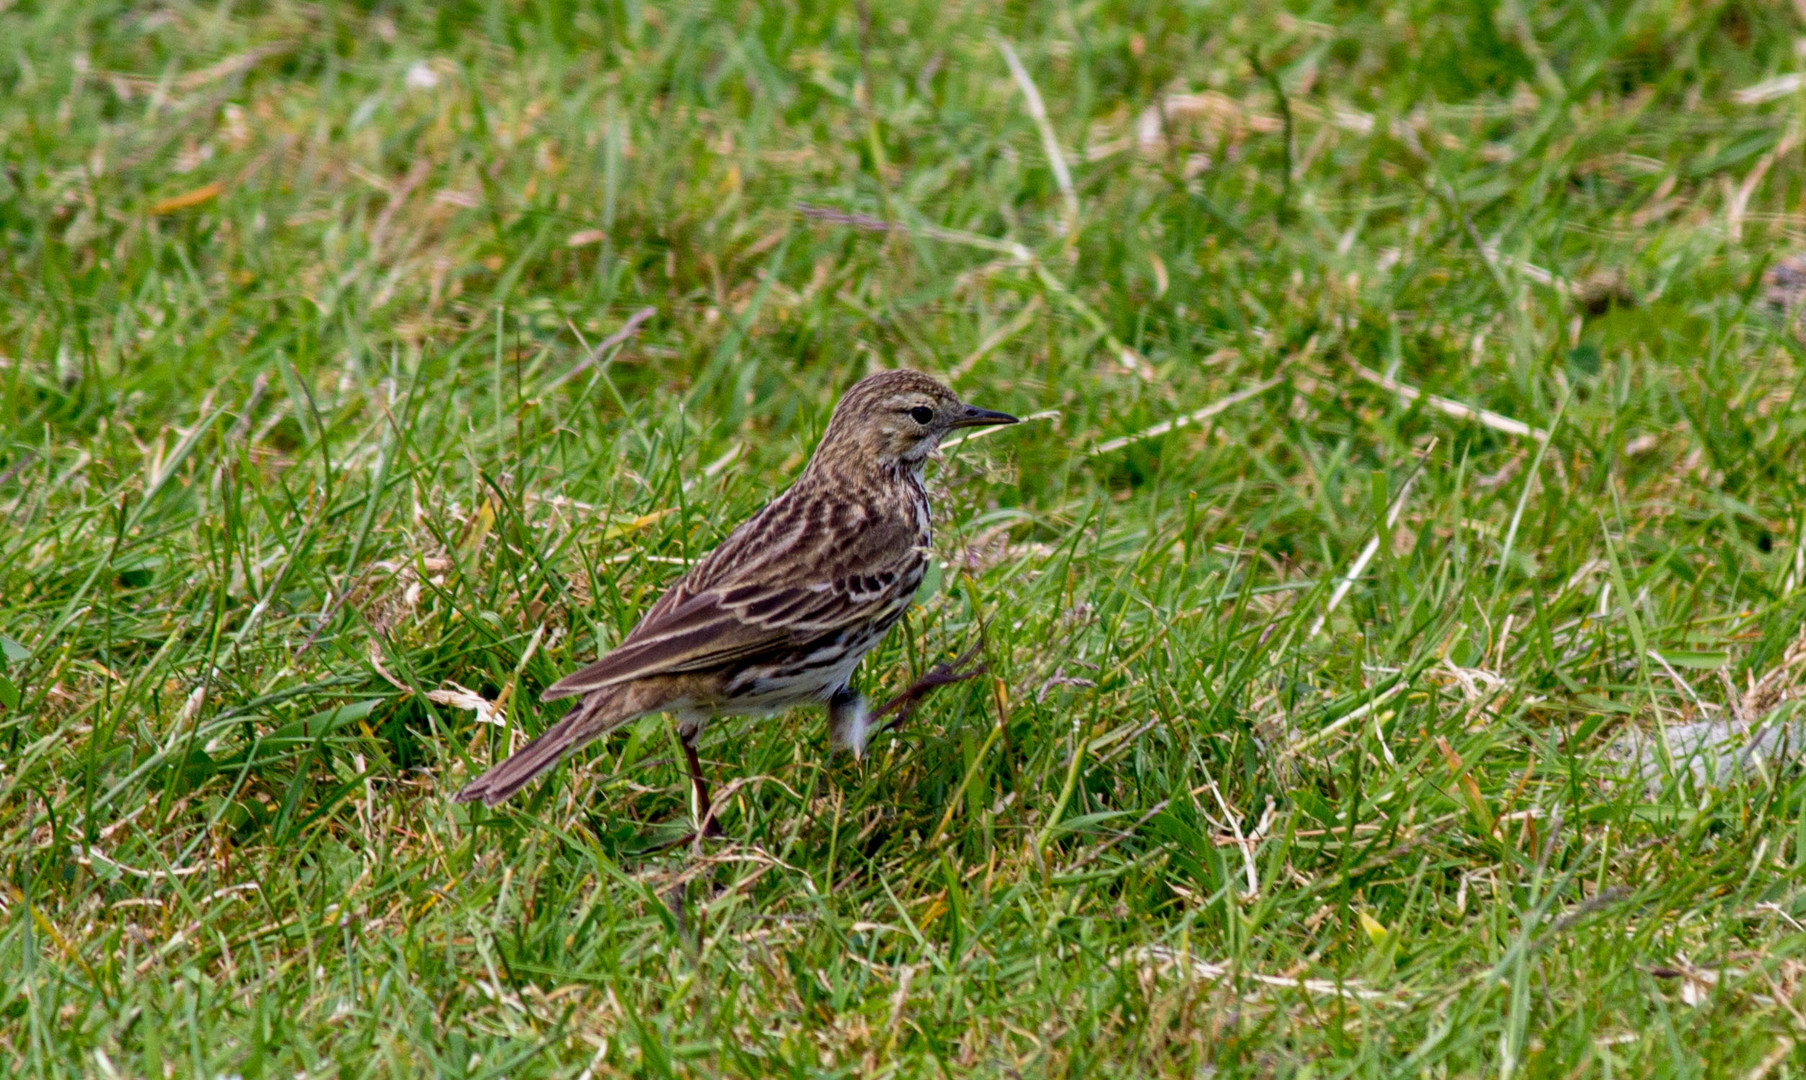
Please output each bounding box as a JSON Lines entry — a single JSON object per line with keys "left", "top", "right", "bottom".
{"left": 452, "top": 369, "right": 1019, "bottom": 835}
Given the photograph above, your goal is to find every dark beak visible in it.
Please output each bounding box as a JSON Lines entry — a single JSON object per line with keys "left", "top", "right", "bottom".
{"left": 948, "top": 404, "right": 1020, "bottom": 429}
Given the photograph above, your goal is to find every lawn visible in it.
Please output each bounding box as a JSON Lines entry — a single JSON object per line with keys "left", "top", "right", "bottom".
{"left": 6, "top": 0, "right": 1806, "bottom": 1075}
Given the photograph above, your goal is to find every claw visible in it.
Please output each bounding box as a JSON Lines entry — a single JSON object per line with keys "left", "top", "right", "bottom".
{"left": 873, "top": 640, "right": 988, "bottom": 733}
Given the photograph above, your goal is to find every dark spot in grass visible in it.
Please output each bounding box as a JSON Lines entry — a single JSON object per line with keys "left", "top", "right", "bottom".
{"left": 1575, "top": 270, "right": 1635, "bottom": 316}
{"left": 1566, "top": 344, "right": 1601, "bottom": 379}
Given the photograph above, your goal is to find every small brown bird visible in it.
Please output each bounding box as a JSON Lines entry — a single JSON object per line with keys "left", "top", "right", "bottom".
{"left": 453, "top": 370, "right": 1018, "bottom": 831}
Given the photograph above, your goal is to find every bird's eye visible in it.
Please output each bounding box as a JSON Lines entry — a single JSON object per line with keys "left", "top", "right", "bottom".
{"left": 907, "top": 405, "right": 934, "bottom": 425}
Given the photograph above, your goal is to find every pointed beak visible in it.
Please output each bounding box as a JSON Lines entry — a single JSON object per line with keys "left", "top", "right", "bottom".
{"left": 948, "top": 404, "right": 1020, "bottom": 429}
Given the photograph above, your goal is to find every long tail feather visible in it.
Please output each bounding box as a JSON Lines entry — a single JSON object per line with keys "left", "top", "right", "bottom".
{"left": 452, "top": 689, "right": 634, "bottom": 807}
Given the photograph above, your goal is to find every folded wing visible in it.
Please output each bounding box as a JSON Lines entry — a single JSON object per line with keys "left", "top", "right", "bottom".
{"left": 543, "top": 490, "right": 923, "bottom": 701}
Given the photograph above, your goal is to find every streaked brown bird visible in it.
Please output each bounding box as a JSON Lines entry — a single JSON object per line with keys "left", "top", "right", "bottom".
{"left": 453, "top": 370, "right": 1018, "bottom": 833}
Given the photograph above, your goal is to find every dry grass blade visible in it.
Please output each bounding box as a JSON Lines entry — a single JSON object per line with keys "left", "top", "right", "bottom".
{"left": 945, "top": 409, "right": 1060, "bottom": 447}
{"left": 1124, "top": 946, "right": 1395, "bottom": 1002}
{"left": 1090, "top": 379, "right": 1281, "bottom": 455}
{"left": 1736, "top": 74, "right": 1806, "bottom": 105}
{"left": 548, "top": 306, "right": 657, "bottom": 391}
{"left": 949, "top": 296, "right": 1044, "bottom": 381}
{"left": 995, "top": 36, "right": 1079, "bottom": 235}
{"left": 1308, "top": 457, "right": 1428, "bottom": 639}
{"left": 1352, "top": 364, "right": 1547, "bottom": 441}
{"left": 796, "top": 202, "right": 896, "bottom": 233}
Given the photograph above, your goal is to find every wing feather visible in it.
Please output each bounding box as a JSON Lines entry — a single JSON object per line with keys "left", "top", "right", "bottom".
{"left": 543, "top": 489, "right": 923, "bottom": 701}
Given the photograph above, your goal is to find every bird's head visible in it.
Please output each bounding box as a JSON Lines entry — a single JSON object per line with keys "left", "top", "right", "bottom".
{"left": 812, "top": 370, "right": 1018, "bottom": 476}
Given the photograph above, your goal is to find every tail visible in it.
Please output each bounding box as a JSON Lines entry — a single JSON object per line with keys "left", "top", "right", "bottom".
{"left": 452, "top": 688, "right": 637, "bottom": 807}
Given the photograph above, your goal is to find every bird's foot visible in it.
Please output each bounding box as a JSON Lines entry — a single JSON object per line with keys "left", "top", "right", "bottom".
{"left": 873, "top": 641, "right": 987, "bottom": 733}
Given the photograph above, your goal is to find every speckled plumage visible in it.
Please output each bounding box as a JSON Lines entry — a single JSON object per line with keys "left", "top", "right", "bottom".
{"left": 453, "top": 370, "right": 1017, "bottom": 812}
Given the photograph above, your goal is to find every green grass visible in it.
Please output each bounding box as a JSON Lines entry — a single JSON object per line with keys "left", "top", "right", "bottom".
{"left": 6, "top": 0, "right": 1806, "bottom": 1075}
